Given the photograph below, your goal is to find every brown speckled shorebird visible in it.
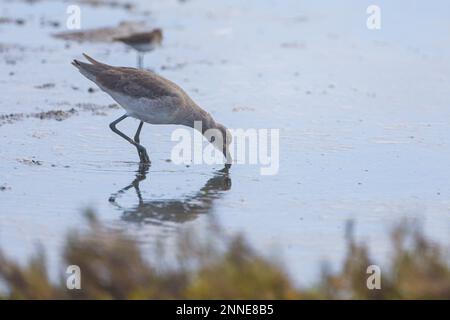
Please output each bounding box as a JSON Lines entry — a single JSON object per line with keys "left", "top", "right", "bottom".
{"left": 72, "top": 53, "right": 231, "bottom": 168}
{"left": 114, "top": 29, "right": 163, "bottom": 69}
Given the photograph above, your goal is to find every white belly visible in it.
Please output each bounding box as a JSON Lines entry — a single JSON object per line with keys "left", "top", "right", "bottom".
{"left": 130, "top": 43, "right": 156, "bottom": 52}
{"left": 106, "top": 90, "right": 176, "bottom": 124}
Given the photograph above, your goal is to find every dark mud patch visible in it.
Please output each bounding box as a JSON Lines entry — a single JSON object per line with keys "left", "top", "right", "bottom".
{"left": 16, "top": 158, "right": 70, "bottom": 168}
{"left": 160, "top": 62, "right": 188, "bottom": 71}
{"left": 0, "top": 103, "right": 119, "bottom": 126}
{"left": 0, "top": 109, "right": 77, "bottom": 126}
{"left": 0, "top": 184, "right": 11, "bottom": 191}
{"left": 0, "top": 17, "right": 25, "bottom": 26}
{"left": 52, "top": 21, "right": 146, "bottom": 42}
{"left": 18, "top": 158, "right": 43, "bottom": 166}
{"left": 40, "top": 19, "right": 61, "bottom": 29}
{"left": 34, "top": 83, "right": 56, "bottom": 89}
{"left": 16, "top": 157, "right": 73, "bottom": 168}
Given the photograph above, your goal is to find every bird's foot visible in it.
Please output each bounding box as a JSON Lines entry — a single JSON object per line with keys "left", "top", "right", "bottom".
{"left": 137, "top": 145, "right": 151, "bottom": 164}
{"left": 139, "top": 152, "right": 151, "bottom": 164}
{"left": 219, "top": 163, "right": 231, "bottom": 174}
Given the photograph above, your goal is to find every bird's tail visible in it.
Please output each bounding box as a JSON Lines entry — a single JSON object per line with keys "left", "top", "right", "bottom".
{"left": 71, "top": 53, "right": 109, "bottom": 81}
{"left": 81, "top": 53, "right": 109, "bottom": 66}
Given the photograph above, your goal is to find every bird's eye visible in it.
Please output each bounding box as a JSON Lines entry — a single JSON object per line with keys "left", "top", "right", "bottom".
{"left": 210, "top": 136, "right": 216, "bottom": 143}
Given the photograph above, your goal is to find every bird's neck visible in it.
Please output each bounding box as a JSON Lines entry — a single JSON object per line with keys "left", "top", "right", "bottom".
{"left": 185, "top": 112, "right": 218, "bottom": 135}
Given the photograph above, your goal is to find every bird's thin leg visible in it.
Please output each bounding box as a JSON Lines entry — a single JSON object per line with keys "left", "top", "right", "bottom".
{"left": 137, "top": 53, "right": 144, "bottom": 69}
{"left": 109, "top": 114, "right": 150, "bottom": 164}
{"left": 134, "top": 121, "right": 144, "bottom": 144}
{"left": 133, "top": 121, "right": 150, "bottom": 163}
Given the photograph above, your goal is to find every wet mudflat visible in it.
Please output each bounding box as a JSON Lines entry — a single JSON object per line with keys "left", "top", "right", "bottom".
{"left": 1, "top": 0, "right": 450, "bottom": 285}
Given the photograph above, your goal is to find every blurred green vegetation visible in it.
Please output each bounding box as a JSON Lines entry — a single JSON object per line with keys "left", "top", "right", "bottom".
{"left": 0, "top": 211, "right": 449, "bottom": 299}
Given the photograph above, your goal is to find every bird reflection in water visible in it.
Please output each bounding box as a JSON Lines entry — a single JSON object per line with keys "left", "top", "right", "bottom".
{"left": 109, "top": 165, "right": 231, "bottom": 225}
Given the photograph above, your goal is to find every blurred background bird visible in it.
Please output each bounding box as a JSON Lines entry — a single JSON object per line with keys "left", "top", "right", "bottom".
{"left": 114, "top": 28, "right": 163, "bottom": 69}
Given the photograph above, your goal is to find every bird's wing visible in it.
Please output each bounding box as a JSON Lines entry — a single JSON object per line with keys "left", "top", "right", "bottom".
{"left": 72, "top": 54, "right": 179, "bottom": 100}
{"left": 95, "top": 67, "right": 181, "bottom": 101}
{"left": 72, "top": 54, "right": 200, "bottom": 124}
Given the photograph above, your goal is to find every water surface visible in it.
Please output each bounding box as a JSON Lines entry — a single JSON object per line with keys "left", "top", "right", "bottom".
{"left": 1, "top": 0, "right": 450, "bottom": 285}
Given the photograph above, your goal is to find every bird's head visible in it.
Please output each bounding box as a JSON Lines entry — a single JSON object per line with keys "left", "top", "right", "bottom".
{"left": 203, "top": 122, "right": 232, "bottom": 168}
{"left": 152, "top": 28, "right": 163, "bottom": 45}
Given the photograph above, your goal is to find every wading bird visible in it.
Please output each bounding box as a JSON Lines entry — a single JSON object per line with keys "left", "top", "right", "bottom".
{"left": 114, "top": 29, "right": 163, "bottom": 69}
{"left": 72, "top": 53, "right": 231, "bottom": 168}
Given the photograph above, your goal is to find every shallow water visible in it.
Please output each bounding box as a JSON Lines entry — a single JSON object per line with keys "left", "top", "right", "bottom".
{"left": 1, "top": 0, "right": 450, "bottom": 285}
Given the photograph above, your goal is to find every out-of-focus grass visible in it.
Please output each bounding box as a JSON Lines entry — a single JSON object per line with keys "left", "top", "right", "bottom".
{"left": 319, "top": 221, "right": 450, "bottom": 299}
{"left": 0, "top": 212, "right": 449, "bottom": 299}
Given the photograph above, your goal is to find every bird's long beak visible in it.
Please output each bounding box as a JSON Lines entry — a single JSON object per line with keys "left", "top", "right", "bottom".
{"left": 223, "top": 146, "right": 232, "bottom": 169}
